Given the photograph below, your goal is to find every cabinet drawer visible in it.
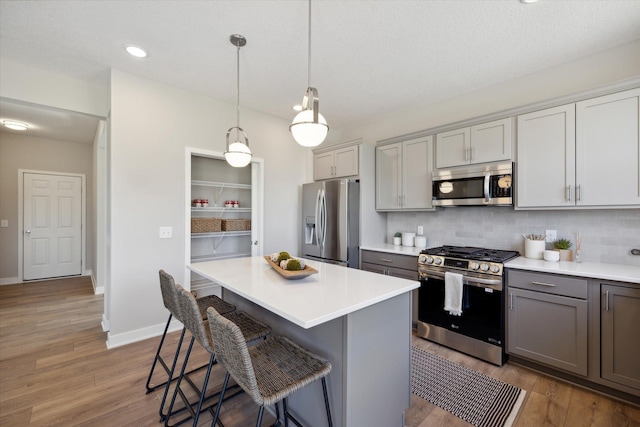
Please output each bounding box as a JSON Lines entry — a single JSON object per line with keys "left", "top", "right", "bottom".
{"left": 507, "top": 270, "right": 587, "bottom": 299}
{"left": 361, "top": 250, "right": 417, "bottom": 271}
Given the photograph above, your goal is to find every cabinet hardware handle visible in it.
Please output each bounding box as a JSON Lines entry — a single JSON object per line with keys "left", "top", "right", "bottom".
{"left": 531, "top": 281, "right": 556, "bottom": 287}
{"left": 576, "top": 185, "right": 582, "bottom": 202}
{"left": 464, "top": 148, "right": 469, "bottom": 161}
{"left": 509, "top": 293, "right": 513, "bottom": 310}
{"left": 380, "top": 258, "right": 393, "bottom": 263}
{"left": 605, "top": 290, "right": 609, "bottom": 311}
{"left": 566, "top": 185, "right": 572, "bottom": 202}
{"left": 471, "top": 147, "right": 476, "bottom": 161}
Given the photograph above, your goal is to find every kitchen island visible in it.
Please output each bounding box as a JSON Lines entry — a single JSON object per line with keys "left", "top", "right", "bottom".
{"left": 188, "top": 256, "right": 419, "bottom": 427}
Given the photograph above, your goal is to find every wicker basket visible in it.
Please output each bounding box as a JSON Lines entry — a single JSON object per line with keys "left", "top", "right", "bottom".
{"left": 191, "top": 217, "right": 222, "bottom": 233}
{"left": 222, "top": 219, "right": 251, "bottom": 231}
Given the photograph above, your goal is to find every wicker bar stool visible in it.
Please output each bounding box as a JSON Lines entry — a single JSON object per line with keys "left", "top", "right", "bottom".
{"left": 147, "top": 270, "right": 236, "bottom": 421}
{"left": 207, "top": 307, "right": 333, "bottom": 427}
{"left": 166, "top": 285, "right": 271, "bottom": 427}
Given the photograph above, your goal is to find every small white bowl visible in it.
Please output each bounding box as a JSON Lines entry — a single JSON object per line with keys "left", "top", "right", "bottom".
{"left": 543, "top": 250, "right": 560, "bottom": 262}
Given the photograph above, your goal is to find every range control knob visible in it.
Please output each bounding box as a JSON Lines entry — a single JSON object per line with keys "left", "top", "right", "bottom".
{"left": 470, "top": 262, "right": 480, "bottom": 271}
{"left": 419, "top": 255, "right": 427, "bottom": 264}
{"left": 491, "top": 265, "right": 501, "bottom": 273}
{"left": 426, "top": 256, "right": 434, "bottom": 264}
{"left": 481, "top": 263, "right": 490, "bottom": 272}
{"left": 434, "top": 258, "right": 443, "bottom": 265}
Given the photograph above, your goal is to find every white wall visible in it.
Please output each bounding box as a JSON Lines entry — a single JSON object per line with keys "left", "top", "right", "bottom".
{"left": 339, "top": 40, "right": 640, "bottom": 146}
{"left": 107, "top": 70, "right": 309, "bottom": 346}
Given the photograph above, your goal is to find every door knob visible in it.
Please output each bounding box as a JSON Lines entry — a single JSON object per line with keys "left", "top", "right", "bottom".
{"left": 25, "top": 230, "right": 31, "bottom": 235}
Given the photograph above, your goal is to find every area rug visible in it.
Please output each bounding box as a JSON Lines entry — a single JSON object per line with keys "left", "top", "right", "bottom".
{"left": 411, "top": 346, "right": 526, "bottom": 427}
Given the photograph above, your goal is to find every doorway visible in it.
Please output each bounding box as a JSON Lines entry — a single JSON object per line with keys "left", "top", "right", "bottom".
{"left": 19, "top": 170, "right": 86, "bottom": 281}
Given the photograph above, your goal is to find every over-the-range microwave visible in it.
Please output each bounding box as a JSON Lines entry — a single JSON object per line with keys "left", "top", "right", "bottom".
{"left": 432, "top": 162, "right": 514, "bottom": 207}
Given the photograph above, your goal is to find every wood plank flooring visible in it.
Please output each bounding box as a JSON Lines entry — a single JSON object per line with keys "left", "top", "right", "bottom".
{"left": 1, "top": 276, "right": 639, "bottom": 426}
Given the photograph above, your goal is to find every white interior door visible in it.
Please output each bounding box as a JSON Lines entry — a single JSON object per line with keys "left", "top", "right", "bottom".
{"left": 23, "top": 173, "right": 83, "bottom": 280}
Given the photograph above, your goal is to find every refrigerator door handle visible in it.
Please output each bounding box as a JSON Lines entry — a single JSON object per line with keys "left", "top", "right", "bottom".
{"left": 315, "top": 189, "right": 322, "bottom": 247}
{"left": 321, "top": 189, "right": 327, "bottom": 248}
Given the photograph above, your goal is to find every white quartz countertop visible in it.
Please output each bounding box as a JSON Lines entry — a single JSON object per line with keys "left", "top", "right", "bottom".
{"left": 188, "top": 256, "right": 419, "bottom": 329}
{"left": 360, "top": 243, "right": 424, "bottom": 256}
{"left": 505, "top": 257, "right": 640, "bottom": 284}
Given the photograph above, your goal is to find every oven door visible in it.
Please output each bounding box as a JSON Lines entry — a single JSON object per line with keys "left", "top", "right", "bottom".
{"left": 418, "top": 272, "right": 504, "bottom": 346}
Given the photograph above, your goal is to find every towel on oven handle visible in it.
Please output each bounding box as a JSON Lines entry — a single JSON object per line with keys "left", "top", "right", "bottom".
{"left": 444, "top": 272, "right": 464, "bottom": 316}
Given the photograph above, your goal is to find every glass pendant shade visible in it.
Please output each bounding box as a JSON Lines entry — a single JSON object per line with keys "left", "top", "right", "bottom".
{"left": 290, "top": 109, "right": 328, "bottom": 147}
{"left": 225, "top": 127, "right": 252, "bottom": 167}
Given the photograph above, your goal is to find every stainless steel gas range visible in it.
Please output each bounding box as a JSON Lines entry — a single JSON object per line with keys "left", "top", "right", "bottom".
{"left": 416, "top": 245, "right": 519, "bottom": 366}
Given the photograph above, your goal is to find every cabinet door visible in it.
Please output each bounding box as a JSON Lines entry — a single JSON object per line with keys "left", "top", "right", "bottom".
{"left": 470, "top": 118, "right": 512, "bottom": 164}
{"left": 313, "top": 151, "right": 335, "bottom": 181}
{"left": 576, "top": 88, "right": 640, "bottom": 207}
{"left": 601, "top": 284, "right": 640, "bottom": 390}
{"left": 507, "top": 288, "right": 587, "bottom": 376}
{"left": 517, "top": 104, "right": 576, "bottom": 208}
{"left": 334, "top": 146, "right": 359, "bottom": 178}
{"left": 376, "top": 143, "right": 402, "bottom": 210}
{"left": 402, "top": 137, "right": 433, "bottom": 209}
{"left": 436, "top": 127, "right": 470, "bottom": 168}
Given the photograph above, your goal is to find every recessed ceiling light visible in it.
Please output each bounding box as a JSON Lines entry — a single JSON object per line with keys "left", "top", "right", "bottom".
{"left": 293, "top": 105, "right": 303, "bottom": 112}
{"left": 2, "top": 120, "right": 29, "bottom": 131}
{"left": 125, "top": 45, "right": 148, "bottom": 58}
{"left": 520, "top": 0, "right": 539, "bottom": 3}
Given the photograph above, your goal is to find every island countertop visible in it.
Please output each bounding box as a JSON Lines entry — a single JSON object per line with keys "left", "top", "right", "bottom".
{"left": 188, "top": 256, "right": 419, "bottom": 329}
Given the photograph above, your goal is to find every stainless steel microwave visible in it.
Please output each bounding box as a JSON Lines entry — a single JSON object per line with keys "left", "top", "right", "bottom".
{"left": 432, "top": 162, "right": 513, "bottom": 207}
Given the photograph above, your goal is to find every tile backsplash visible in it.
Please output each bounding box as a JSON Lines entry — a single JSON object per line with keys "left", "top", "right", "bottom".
{"left": 388, "top": 208, "right": 640, "bottom": 266}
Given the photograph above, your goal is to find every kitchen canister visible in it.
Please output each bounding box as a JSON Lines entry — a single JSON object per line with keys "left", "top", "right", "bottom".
{"left": 524, "top": 239, "right": 545, "bottom": 259}
{"left": 414, "top": 236, "right": 427, "bottom": 249}
{"left": 401, "top": 232, "right": 416, "bottom": 247}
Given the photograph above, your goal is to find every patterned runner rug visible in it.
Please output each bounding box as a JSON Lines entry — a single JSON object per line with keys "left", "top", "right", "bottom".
{"left": 411, "top": 346, "right": 526, "bottom": 427}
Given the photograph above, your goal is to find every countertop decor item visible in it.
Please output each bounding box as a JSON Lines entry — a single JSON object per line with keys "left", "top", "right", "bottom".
{"left": 393, "top": 232, "right": 402, "bottom": 246}
{"left": 575, "top": 232, "right": 582, "bottom": 263}
{"left": 553, "top": 238, "right": 574, "bottom": 261}
{"left": 523, "top": 233, "right": 546, "bottom": 259}
{"left": 543, "top": 250, "right": 560, "bottom": 262}
{"left": 401, "top": 232, "right": 415, "bottom": 247}
{"left": 264, "top": 256, "right": 318, "bottom": 280}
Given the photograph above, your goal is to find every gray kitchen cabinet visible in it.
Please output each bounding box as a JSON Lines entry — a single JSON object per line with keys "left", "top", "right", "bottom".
{"left": 361, "top": 249, "right": 419, "bottom": 323}
{"left": 435, "top": 118, "right": 513, "bottom": 168}
{"left": 600, "top": 283, "right": 640, "bottom": 391}
{"left": 375, "top": 136, "right": 433, "bottom": 211}
{"left": 517, "top": 88, "right": 640, "bottom": 208}
{"left": 313, "top": 145, "right": 359, "bottom": 180}
{"left": 507, "top": 270, "right": 588, "bottom": 376}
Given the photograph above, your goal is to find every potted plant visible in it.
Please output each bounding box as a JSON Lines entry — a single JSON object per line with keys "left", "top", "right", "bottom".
{"left": 553, "top": 238, "right": 574, "bottom": 261}
{"left": 393, "top": 232, "right": 402, "bottom": 246}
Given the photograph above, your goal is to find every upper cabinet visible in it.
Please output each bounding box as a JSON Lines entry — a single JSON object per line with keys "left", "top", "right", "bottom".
{"left": 376, "top": 136, "right": 434, "bottom": 211}
{"left": 313, "top": 145, "right": 359, "bottom": 180}
{"left": 517, "top": 88, "right": 640, "bottom": 209}
{"left": 436, "top": 118, "right": 513, "bottom": 168}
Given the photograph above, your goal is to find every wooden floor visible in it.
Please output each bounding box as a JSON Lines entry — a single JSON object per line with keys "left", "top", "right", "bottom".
{"left": 1, "top": 276, "right": 639, "bottom": 427}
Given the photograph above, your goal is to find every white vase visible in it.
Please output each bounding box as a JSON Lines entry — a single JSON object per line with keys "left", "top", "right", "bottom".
{"left": 393, "top": 237, "right": 401, "bottom": 245}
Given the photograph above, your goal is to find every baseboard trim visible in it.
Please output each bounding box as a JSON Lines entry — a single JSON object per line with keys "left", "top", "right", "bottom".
{"left": 101, "top": 314, "right": 110, "bottom": 332}
{"left": 106, "top": 318, "right": 183, "bottom": 349}
{"left": 90, "top": 273, "right": 104, "bottom": 295}
{"left": 0, "top": 277, "right": 20, "bottom": 285}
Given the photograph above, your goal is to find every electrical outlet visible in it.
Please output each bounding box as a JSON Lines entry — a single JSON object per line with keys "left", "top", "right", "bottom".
{"left": 159, "top": 227, "right": 173, "bottom": 239}
{"left": 417, "top": 225, "right": 424, "bottom": 235}
{"left": 545, "top": 230, "right": 557, "bottom": 243}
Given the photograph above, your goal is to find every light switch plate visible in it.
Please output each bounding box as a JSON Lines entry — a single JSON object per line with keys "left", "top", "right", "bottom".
{"left": 159, "top": 226, "right": 172, "bottom": 239}
{"left": 545, "top": 229, "right": 556, "bottom": 243}
{"left": 0, "top": 220, "right": 8, "bottom": 228}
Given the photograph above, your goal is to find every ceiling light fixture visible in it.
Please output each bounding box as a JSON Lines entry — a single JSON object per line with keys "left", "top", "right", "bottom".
{"left": 290, "top": 0, "right": 328, "bottom": 147}
{"left": 125, "top": 45, "right": 148, "bottom": 58}
{"left": 520, "top": 0, "right": 539, "bottom": 3}
{"left": 224, "top": 34, "right": 252, "bottom": 168}
{"left": 2, "top": 120, "right": 29, "bottom": 131}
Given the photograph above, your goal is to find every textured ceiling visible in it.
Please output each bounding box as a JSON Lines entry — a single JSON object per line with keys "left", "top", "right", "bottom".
{"left": 1, "top": 0, "right": 640, "bottom": 142}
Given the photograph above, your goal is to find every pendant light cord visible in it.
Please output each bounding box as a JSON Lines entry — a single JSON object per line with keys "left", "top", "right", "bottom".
{"left": 236, "top": 42, "right": 240, "bottom": 136}
{"left": 307, "top": 0, "right": 312, "bottom": 88}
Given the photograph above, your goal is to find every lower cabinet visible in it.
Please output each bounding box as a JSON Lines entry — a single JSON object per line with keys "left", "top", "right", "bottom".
{"left": 506, "top": 270, "right": 588, "bottom": 376}
{"left": 600, "top": 283, "right": 640, "bottom": 391}
{"left": 361, "top": 249, "right": 419, "bottom": 322}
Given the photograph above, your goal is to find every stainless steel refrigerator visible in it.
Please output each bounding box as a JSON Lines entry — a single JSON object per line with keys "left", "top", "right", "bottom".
{"left": 301, "top": 179, "right": 360, "bottom": 268}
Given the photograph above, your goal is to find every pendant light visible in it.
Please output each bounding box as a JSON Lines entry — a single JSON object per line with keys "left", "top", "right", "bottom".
{"left": 225, "top": 34, "right": 252, "bottom": 168}
{"left": 290, "top": 0, "right": 329, "bottom": 147}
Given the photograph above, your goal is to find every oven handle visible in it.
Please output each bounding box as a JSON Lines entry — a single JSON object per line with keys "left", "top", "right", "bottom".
{"left": 419, "top": 270, "right": 503, "bottom": 291}
{"left": 484, "top": 172, "right": 491, "bottom": 204}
